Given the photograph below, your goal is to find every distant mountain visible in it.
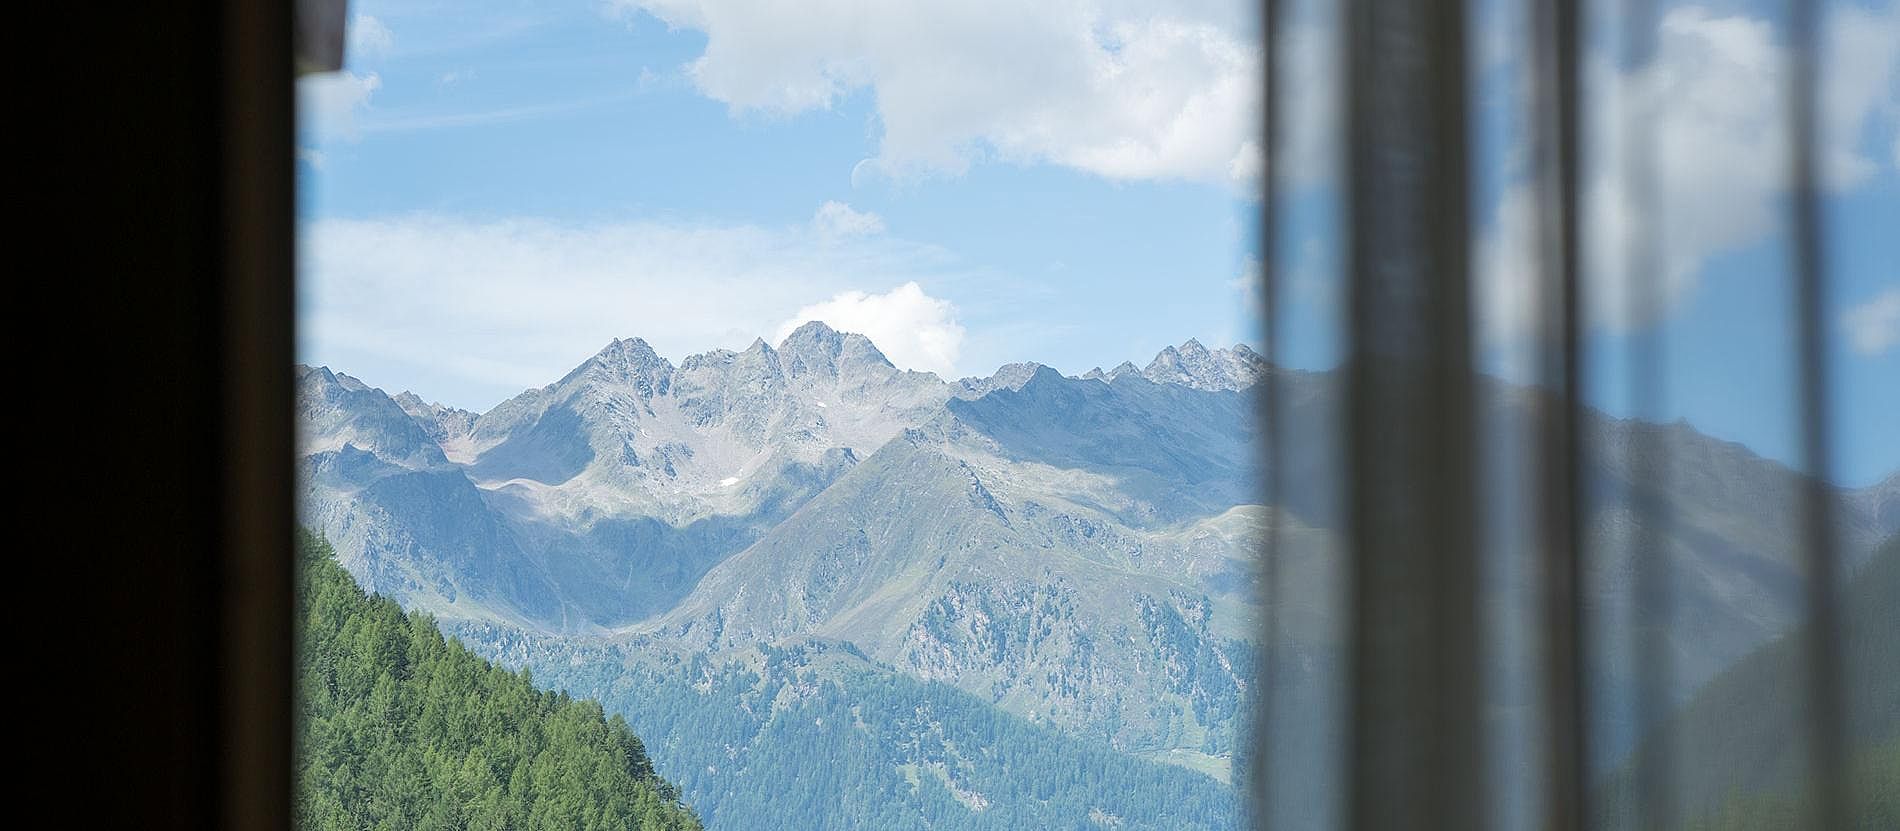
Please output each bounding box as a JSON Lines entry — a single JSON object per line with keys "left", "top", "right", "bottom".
{"left": 299, "top": 366, "right": 452, "bottom": 469}
{"left": 297, "top": 325, "right": 1895, "bottom": 829}
{"left": 298, "top": 365, "right": 558, "bottom": 625}
{"left": 954, "top": 361, "right": 1041, "bottom": 398}
{"left": 391, "top": 390, "right": 478, "bottom": 447}
{"left": 301, "top": 322, "right": 950, "bottom": 628}
{"left": 1074, "top": 340, "right": 1265, "bottom": 391}
{"left": 467, "top": 323, "right": 945, "bottom": 508}
{"left": 1080, "top": 360, "right": 1139, "bottom": 383}
{"left": 1138, "top": 338, "right": 1266, "bottom": 391}
{"left": 644, "top": 366, "right": 1269, "bottom": 759}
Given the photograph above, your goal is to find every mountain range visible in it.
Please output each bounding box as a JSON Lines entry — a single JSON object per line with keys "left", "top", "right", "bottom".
{"left": 297, "top": 322, "right": 1897, "bottom": 829}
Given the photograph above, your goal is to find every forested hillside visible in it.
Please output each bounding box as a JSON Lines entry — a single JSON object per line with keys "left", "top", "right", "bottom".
{"left": 296, "top": 531, "right": 701, "bottom": 831}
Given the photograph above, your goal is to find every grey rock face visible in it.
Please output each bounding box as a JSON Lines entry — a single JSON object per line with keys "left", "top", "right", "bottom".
{"left": 391, "top": 391, "right": 478, "bottom": 445}
{"left": 298, "top": 366, "right": 449, "bottom": 470}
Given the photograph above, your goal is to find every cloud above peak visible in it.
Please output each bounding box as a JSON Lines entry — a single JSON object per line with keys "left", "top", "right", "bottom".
{"left": 775, "top": 282, "right": 965, "bottom": 377}
{"left": 299, "top": 216, "right": 972, "bottom": 409}
{"left": 617, "top": 0, "right": 1261, "bottom": 184}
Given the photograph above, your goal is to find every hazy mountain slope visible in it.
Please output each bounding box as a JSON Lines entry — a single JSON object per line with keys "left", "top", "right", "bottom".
{"left": 459, "top": 323, "right": 947, "bottom": 624}
{"left": 642, "top": 367, "right": 1281, "bottom": 761}
{"left": 299, "top": 323, "right": 954, "bottom": 629}
{"left": 297, "top": 329, "right": 1895, "bottom": 810}
{"left": 1571, "top": 415, "right": 1899, "bottom": 769}
{"left": 1849, "top": 471, "right": 1900, "bottom": 540}
{"left": 947, "top": 367, "right": 1258, "bottom": 523}
{"left": 299, "top": 366, "right": 449, "bottom": 468}
{"left": 391, "top": 390, "right": 477, "bottom": 448}
{"left": 298, "top": 366, "right": 560, "bottom": 625}
{"left": 1597, "top": 534, "right": 1900, "bottom": 828}
{"left": 454, "top": 628, "right": 1241, "bottom": 831}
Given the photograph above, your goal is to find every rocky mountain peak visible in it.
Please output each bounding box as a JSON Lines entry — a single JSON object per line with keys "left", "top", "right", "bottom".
{"left": 732, "top": 338, "right": 782, "bottom": 378}
{"left": 677, "top": 347, "right": 736, "bottom": 372}
{"left": 955, "top": 362, "right": 1044, "bottom": 398}
{"left": 573, "top": 337, "right": 674, "bottom": 398}
{"left": 1021, "top": 363, "right": 1068, "bottom": 388}
{"left": 1081, "top": 361, "right": 1142, "bottom": 383}
{"left": 780, "top": 319, "right": 841, "bottom": 348}
{"left": 778, "top": 320, "right": 895, "bottom": 380}
{"left": 295, "top": 364, "right": 448, "bottom": 469}
{"left": 332, "top": 369, "right": 373, "bottom": 392}
{"left": 837, "top": 333, "right": 893, "bottom": 369}
{"left": 392, "top": 391, "right": 478, "bottom": 445}
{"left": 1141, "top": 340, "right": 1263, "bottom": 391}
{"left": 600, "top": 336, "right": 667, "bottom": 366}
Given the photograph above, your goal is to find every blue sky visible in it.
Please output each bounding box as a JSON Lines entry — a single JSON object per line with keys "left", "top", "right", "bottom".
{"left": 298, "top": 0, "right": 1897, "bottom": 485}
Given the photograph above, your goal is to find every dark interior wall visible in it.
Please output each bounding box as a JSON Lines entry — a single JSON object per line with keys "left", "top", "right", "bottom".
{"left": 35, "top": 1, "right": 294, "bottom": 827}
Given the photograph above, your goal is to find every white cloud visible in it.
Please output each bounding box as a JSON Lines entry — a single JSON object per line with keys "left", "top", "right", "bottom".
{"left": 1478, "top": 4, "right": 1900, "bottom": 345}
{"left": 356, "top": 95, "right": 641, "bottom": 135}
{"left": 1843, "top": 287, "right": 1900, "bottom": 356}
{"left": 616, "top": 0, "right": 1262, "bottom": 184}
{"left": 812, "top": 201, "right": 885, "bottom": 238}
{"left": 1229, "top": 257, "right": 1260, "bottom": 306}
{"left": 1229, "top": 140, "right": 1262, "bottom": 181}
{"left": 300, "top": 15, "right": 396, "bottom": 146}
{"left": 774, "top": 282, "right": 965, "bottom": 376}
{"left": 299, "top": 216, "right": 971, "bottom": 406}
{"left": 298, "top": 70, "right": 381, "bottom": 143}
{"left": 349, "top": 15, "right": 395, "bottom": 61}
